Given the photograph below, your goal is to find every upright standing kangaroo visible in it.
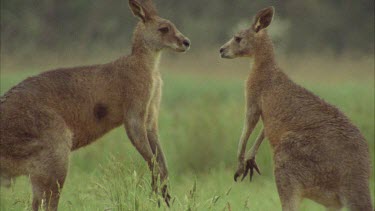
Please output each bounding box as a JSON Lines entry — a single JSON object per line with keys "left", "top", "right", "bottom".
{"left": 0, "top": 0, "right": 190, "bottom": 210}
{"left": 220, "top": 7, "right": 372, "bottom": 211}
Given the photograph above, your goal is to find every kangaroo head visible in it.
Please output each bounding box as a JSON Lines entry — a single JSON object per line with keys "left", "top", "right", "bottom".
{"left": 220, "top": 6, "right": 274, "bottom": 59}
{"left": 129, "top": 0, "right": 190, "bottom": 52}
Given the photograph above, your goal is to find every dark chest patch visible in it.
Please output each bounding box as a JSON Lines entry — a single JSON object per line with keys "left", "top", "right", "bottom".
{"left": 94, "top": 103, "right": 108, "bottom": 120}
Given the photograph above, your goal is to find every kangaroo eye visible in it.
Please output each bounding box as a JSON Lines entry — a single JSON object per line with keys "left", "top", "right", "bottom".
{"left": 235, "top": 36, "right": 242, "bottom": 43}
{"left": 158, "top": 27, "right": 169, "bottom": 33}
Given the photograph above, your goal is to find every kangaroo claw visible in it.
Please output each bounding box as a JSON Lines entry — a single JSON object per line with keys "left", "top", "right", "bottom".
{"left": 244, "top": 158, "right": 261, "bottom": 182}
{"left": 234, "top": 172, "right": 239, "bottom": 182}
{"left": 162, "top": 185, "right": 171, "bottom": 207}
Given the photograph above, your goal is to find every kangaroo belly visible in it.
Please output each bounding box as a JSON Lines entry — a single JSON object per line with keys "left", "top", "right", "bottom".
{"left": 70, "top": 116, "right": 123, "bottom": 150}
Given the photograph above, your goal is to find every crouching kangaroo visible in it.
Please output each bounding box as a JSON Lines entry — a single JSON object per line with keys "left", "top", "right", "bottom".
{"left": 220, "top": 7, "right": 373, "bottom": 211}
{"left": 0, "top": 0, "right": 190, "bottom": 210}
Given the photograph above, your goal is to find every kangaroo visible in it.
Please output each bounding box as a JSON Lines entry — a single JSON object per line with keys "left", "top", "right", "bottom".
{"left": 0, "top": 0, "right": 190, "bottom": 210}
{"left": 220, "top": 7, "right": 373, "bottom": 211}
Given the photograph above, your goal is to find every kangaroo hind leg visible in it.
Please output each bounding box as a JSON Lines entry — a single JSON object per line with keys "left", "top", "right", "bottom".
{"left": 30, "top": 127, "right": 72, "bottom": 211}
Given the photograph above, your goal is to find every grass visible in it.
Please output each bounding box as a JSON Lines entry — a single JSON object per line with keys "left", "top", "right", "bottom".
{"left": 0, "top": 55, "right": 374, "bottom": 210}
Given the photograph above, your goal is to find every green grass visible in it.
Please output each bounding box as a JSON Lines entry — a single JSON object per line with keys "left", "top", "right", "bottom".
{"left": 0, "top": 69, "right": 374, "bottom": 211}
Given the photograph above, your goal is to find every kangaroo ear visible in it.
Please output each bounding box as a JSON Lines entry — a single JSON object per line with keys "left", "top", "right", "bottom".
{"left": 129, "top": 0, "right": 149, "bottom": 22}
{"left": 253, "top": 6, "right": 274, "bottom": 33}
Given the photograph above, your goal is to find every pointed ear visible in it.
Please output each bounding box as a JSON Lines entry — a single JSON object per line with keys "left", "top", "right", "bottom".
{"left": 252, "top": 6, "right": 274, "bottom": 33}
{"left": 129, "top": 0, "right": 150, "bottom": 22}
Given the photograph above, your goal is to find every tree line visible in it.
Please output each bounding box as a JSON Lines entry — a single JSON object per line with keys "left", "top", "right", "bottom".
{"left": 1, "top": 0, "right": 374, "bottom": 55}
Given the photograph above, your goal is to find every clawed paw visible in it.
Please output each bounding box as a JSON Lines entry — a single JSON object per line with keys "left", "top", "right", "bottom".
{"left": 162, "top": 185, "right": 171, "bottom": 207}
{"left": 234, "top": 158, "right": 261, "bottom": 182}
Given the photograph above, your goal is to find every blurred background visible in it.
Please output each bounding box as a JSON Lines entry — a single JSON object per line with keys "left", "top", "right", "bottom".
{"left": 0, "top": 0, "right": 374, "bottom": 210}
{"left": 1, "top": 0, "right": 374, "bottom": 66}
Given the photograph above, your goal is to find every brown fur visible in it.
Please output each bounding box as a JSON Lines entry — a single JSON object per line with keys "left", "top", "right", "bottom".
{"left": 0, "top": 0, "right": 190, "bottom": 210}
{"left": 220, "top": 6, "right": 373, "bottom": 211}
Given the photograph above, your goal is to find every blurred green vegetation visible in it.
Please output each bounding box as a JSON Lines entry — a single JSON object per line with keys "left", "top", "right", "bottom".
{"left": 0, "top": 68, "right": 373, "bottom": 210}
{"left": 1, "top": 0, "right": 374, "bottom": 58}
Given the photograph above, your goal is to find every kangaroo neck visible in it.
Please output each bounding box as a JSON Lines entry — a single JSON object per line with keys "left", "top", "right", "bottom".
{"left": 250, "top": 35, "right": 278, "bottom": 80}
{"left": 131, "top": 38, "right": 162, "bottom": 72}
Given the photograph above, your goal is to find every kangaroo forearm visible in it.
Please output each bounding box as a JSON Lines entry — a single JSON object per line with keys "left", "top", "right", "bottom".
{"left": 237, "top": 125, "right": 255, "bottom": 161}
{"left": 147, "top": 130, "right": 169, "bottom": 179}
{"left": 237, "top": 115, "right": 259, "bottom": 161}
{"left": 125, "top": 121, "right": 154, "bottom": 167}
{"left": 246, "top": 128, "right": 265, "bottom": 159}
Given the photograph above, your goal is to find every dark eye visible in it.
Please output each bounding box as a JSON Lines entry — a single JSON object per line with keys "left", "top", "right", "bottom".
{"left": 235, "top": 36, "right": 242, "bottom": 43}
{"left": 158, "top": 27, "right": 169, "bottom": 33}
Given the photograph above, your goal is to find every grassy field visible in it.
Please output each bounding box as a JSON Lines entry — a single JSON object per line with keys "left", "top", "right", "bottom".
{"left": 0, "top": 55, "right": 374, "bottom": 210}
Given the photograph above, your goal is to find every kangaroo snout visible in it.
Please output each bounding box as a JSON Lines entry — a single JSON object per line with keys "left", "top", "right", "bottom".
{"left": 183, "top": 39, "right": 190, "bottom": 48}
{"left": 219, "top": 47, "right": 228, "bottom": 58}
{"left": 219, "top": 45, "right": 232, "bottom": 59}
{"left": 178, "top": 37, "right": 191, "bottom": 52}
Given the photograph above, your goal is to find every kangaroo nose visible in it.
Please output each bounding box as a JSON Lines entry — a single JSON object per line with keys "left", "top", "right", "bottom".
{"left": 220, "top": 48, "right": 225, "bottom": 53}
{"left": 183, "top": 39, "right": 190, "bottom": 48}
